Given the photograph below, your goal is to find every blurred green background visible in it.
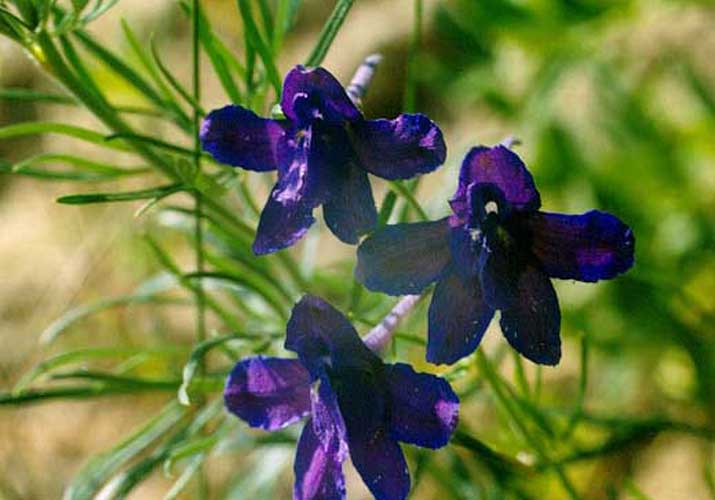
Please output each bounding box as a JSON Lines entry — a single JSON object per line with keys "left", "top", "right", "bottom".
{"left": 1, "top": 0, "right": 714, "bottom": 498}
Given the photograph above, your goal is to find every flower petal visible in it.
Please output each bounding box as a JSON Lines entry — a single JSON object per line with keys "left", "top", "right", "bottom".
{"left": 322, "top": 160, "right": 377, "bottom": 244}
{"left": 347, "top": 430, "right": 410, "bottom": 500}
{"left": 384, "top": 362, "right": 459, "bottom": 449}
{"left": 350, "top": 114, "right": 447, "bottom": 180}
{"left": 253, "top": 125, "right": 343, "bottom": 255}
{"left": 451, "top": 146, "right": 540, "bottom": 219}
{"left": 253, "top": 186, "right": 316, "bottom": 255}
{"left": 499, "top": 264, "right": 562, "bottom": 365}
{"left": 285, "top": 295, "right": 377, "bottom": 377}
{"left": 330, "top": 366, "right": 410, "bottom": 500}
{"left": 200, "top": 105, "right": 287, "bottom": 171}
{"left": 427, "top": 268, "right": 495, "bottom": 365}
{"left": 224, "top": 356, "right": 311, "bottom": 431}
{"left": 355, "top": 219, "right": 451, "bottom": 295}
{"left": 294, "top": 417, "right": 346, "bottom": 500}
{"left": 311, "top": 376, "right": 348, "bottom": 462}
{"left": 525, "top": 210, "right": 635, "bottom": 282}
{"left": 281, "top": 66, "right": 361, "bottom": 127}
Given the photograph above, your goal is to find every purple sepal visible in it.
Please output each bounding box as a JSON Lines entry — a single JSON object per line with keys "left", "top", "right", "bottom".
{"left": 200, "top": 105, "right": 287, "bottom": 171}
{"left": 385, "top": 362, "right": 459, "bottom": 449}
{"left": 355, "top": 219, "right": 452, "bottom": 296}
{"left": 284, "top": 295, "right": 375, "bottom": 377}
{"left": 350, "top": 114, "right": 447, "bottom": 180}
{"left": 499, "top": 264, "right": 561, "bottom": 366}
{"left": 427, "top": 268, "right": 494, "bottom": 365}
{"left": 281, "top": 66, "right": 362, "bottom": 127}
{"left": 526, "top": 210, "right": 635, "bottom": 282}
{"left": 450, "top": 145, "right": 541, "bottom": 220}
{"left": 294, "top": 418, "right": 346, "bottom": 500}
{"left": 224, "top": 356, "right": 312, "bottom": 431}
{"left": 253, "top": 127, "right": 335, "bottom": 255}
{"left": 322, "top": 160, "right": 377, "bottom": 244}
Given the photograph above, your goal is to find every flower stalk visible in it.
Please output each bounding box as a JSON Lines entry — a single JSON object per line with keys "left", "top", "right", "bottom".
{"left": 363, "top": 294, "right": 422, "bottom": 355}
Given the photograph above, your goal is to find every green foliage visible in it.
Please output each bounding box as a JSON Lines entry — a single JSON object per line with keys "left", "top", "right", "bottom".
{"left": 0, "top": 0, "right": 713, "bottom": 498}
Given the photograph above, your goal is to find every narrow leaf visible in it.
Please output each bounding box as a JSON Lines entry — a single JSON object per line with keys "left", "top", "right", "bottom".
{"left": 64, "top": 402, "right": 185, "bottom": 500}
{"left": 56, "top": 183, "right": 185, "bottom": 205}
{"left": 304, "top": 0, "right": 355, "bottom": 67}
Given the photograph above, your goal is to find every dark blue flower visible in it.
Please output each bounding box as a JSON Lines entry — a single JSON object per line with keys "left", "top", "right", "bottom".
{"left": 355, "top": 145, "right": 635, "bottom": 366}
{"left": 201, "top": 66, "right": 446, "bottom": 255}
{"left": 224, "top": 295, "right": 460, "bottom": 500}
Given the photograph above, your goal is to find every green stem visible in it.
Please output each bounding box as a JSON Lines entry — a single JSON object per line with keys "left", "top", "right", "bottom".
{"left": 304, "top": 0, "right": 355, "bottom": 66}
{"left": 403, "top": 0, "right": 422, "bottom": 113}
{"left": 33, "top": 31, "right": 176, "bottom": 180}
{"left": 191, "top": 3, "right": 208, "bottom": 494}
{"left": 192, "top": 0, "right": 206, "bottom": 350}
{"left": 476, "top": 351, "right": 582, "bottom": 500}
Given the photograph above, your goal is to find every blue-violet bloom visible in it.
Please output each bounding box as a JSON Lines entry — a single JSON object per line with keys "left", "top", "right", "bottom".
{"left": 224, "top": 295, "right": 459, "bottom": 500}
{"left": 201, "top": 65, "right": 446, "bottom": 255}
{"left": 355, "top": 145, "right": 635, "bottom": 365}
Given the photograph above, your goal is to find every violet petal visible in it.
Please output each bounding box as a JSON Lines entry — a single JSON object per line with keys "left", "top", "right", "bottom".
{"left": 384, "top": 362, "right": 459, "bottom": 449}
{"left": 322, "top": 160, "right": 377, "bottom": 244}
{"left": 293, "top": 417, "right": 346, "bottom": 500}
{"left": 224, "top": 356, "right": 311, "bottom": 431}
{"left": 427, "top": 267, "right": 495, "bottom": 365}
{"left": 350, "top": 114, "right": 446, "bottom": 180}
{"left": 355, "top": 219, "right": 452, "bottom": 296}
{"left": 451, "top": 146, "right": 540, "bottom": 219}
{"left": 526, "top": 210, "right": 635, "bottom": 282}
{"left": 281, "top": 66, "right": 361, "bottom": 127}
{"left": 499, "top": 264, "right": 562, "bottom": 365}
{"left": 200, "top": 105, "right": 287, "bottom": 171}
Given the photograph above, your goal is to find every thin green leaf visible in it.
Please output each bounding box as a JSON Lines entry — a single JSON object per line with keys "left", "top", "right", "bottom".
{"left": 105, "top": 400, "right": 223, "bottom": 498}
{"left": 179, "top": 0, "right": 243, "bottom": 103}
{"left": 56, "top": 183, "right": 185, "bottom": 205}
{"left": 40, "top": 291, "right": 185, "bottom": 345}
{"left": 0, "top": 121, "right": 129, "bottom": 150}
{"left": 9, "top": 0, "right": 38, "bottom": 28}
{"left": 236, "top": 0, "right": 282, "bottom": 96}
{"left": 0, "top": 385, "right": 170, "bottom": 405}
{"left": 256, "top": 0, "right": 274, "bottom": 41}
{"left": 377, "top": 189, "right": 397, "bottom": 225}
{"left": 0, "top": 87, "right": 76, "bottom": 104}
{"left": 10, "top": 153, "right": 150, "bottom": 181}
{"left": 164, "top": 454, "right": 205, "bottom": 500}
{"left": 51, "top": 370, "right": 181, "bottom": 390}
{"left": 150, "top": 36, "right": 205, "bottom": 115}
{"left": 63, "top": 402, "right": 185, "bottom": 500}
{"left": 144, "top": 237, "right": 244, "bottom": 332}
{"left": 73, "top": 29, "right": 181, "bottom": 126}
{"left": 0, "top": 8, "right": 28, "bottom": 42}
{"left": 13, "top": 347, "right": 182, "bottom": 393}
{"left": 177, "top": 334, "right": 244, "bottom": 406}
{"left": 390, "top": 180, "right": 429, "bottom": 221}
{"left": 304, "top": 0, "right": 355, "bottom": 67}
{"left": 184, "top": 271, "right": 288, "bottom": 320}
{"left": 81, "top": 0, "right": 120, "bottom": 24}
{"left": 104, "top": 132, "right": 195, "bottom": 157}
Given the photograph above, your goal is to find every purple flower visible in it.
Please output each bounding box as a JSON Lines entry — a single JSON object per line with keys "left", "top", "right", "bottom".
{"left": 201, "top": 66, "right": 446, "bottom": 255}
{"left": 355, "top": 145, "right": 635, "bottom": 366}
{"left": 224, "top": 295, "right": 459, "bottom": 500}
